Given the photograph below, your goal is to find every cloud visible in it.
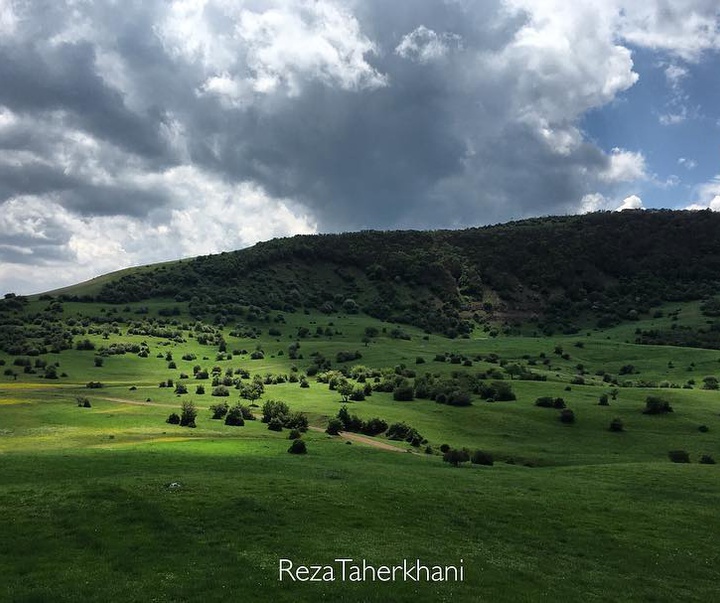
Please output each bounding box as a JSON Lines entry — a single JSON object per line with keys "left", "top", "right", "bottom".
{"left": 2, "top": 0, "right": 718, "bottom": 293}
{"left": 600, "top": 148, "right": 647, "bottom": 183}
{"left": 615, "top": 194, "right": 644, "bottom": 211}
{"left": 395, "top": 26, "right": 461, "bottom": 63}
{"left": 678, "top": 157, "right": 697, "bottom": 169}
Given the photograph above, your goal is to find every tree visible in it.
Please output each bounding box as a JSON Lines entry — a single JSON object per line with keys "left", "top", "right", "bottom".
{"left": 336, "top": 378, "right": 354, "bottom": 403}
{"left": 209, "top": 402, "right": 229, "bottom": 419}
{"left": 326, "top": 418, "right": 343, "bottom": 435}
{"left": 179, "top": 401, "right": 197, "bottom": 428}
{"left": 224, "top": 404, "right": 245, "bottom": 426}
{"left": 443, "top": 448, "right": 470, "bottom": 467}
{"left": 288, "top": 439, "right": 307, "bottom": 454}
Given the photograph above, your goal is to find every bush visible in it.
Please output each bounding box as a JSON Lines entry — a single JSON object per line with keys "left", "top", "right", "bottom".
{"left": 643, "top": 396, "right": 673, "bottom": 415}
{"left": 210, "top": 402, "right": 229, "bottom": 419}
{"left": 174, "top": 384, "right": 188, "bottom": 394}
{"left": 326, "top": 418, "right": 343, "bottom": 435}
{"left": 392, "top": 385, "right": 414, "bottom": 401}
{"left": 699, "top": 424, "right": 709, "bottom": 433}
{"left": 535, "top": 396, "right": 566, "bottom": 409}
{"left": 262, "top": 399, "right": 290, "bottom": 424}
{"left": 224, "top": 405, "right": 245, "bottom": 426}
{"left": 361, "top": 417, "right": 388, "bottom": 436}
{"left": 179, "top": 401, "right": 197, "bottom": 428}
{"left": 288, "top": 439, "right": 307, "bottom": 454}
{"left": 195, "top": 385, "right": 205, "bottom": 395}
{"left": 559, "top": 409, "right": 575, "bottom": 424}
{"left": 211, "top": 385, "right": 230, "bottom": 397}
{"left": 470, "top": 450, "right": 494, "bottom": 466}
{"left": 609, "top": 417, "right": 624, "bottom": 432}
{"left": 267, "top": 417, "right": 283, "bottom": 432}
{"left": 288, "top": 429, "right": 301, "bottom": 440}
{"left": 443, "top": 448, "right": 470, "bottom": 467}
{"left": 700, "top": 454, "right": 716, "bottom": 464}
{"left": 478, "top": 381, "right": 516, "bottom": 402}
{"left": 668, "top": 450, "right": 690, "bottom": 463}
{"left": 285, "top": 411, "right": 309, "bottom": 432}
{"left": 85, "top": 381, "right": 104, "bottom": 389}
{"left": 439, "top": 443, "right": 450, "bottom": 453}
{"left": 166, "top": 412, "right": 180, "bottom": 425}
{"left": 598, "top": 394, "right": 609, "bottom": 406}
{"left": 76, "top": 396, "right": 91, "bottom": 408}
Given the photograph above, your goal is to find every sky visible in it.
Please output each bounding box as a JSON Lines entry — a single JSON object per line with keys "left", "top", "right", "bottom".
{"left": 1, "top": 0, "right": 720, "bottom": 295}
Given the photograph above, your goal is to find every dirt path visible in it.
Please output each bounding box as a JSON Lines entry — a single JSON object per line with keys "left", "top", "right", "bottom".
{"left": 96, "top": 396, "right": 179, "bottom": 408}
{"left": 307, "top": 426, "right": 411, "bottom": 453}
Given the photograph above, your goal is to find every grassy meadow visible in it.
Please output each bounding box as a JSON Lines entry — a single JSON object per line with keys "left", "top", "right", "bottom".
{"left": 1, "top": 297, "right": 719, "bottom": 601}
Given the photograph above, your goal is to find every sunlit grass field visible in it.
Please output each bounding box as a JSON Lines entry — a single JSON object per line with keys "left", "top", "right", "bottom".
{"left": 1, "top": 300, "right": 720, "bottom": 601}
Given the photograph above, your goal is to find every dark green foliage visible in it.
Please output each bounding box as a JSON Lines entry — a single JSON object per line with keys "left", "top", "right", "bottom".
{"left": 335, "top": 350, "right": 362, "bottom": 363}
{"left": 559, "top": 409, "right": 575, "bottom": 424}
{"left": 288, "top": 429, "right": 301, "bottom": 440}
{"left": 470, "top": 450, "right": 494, "bottom": 466}
{"left": 285, "top": 412, "right": 309, "bottom": 432}
{"left": 85, "top": 381, "right": 104, "bottom": 389}
{"left": 668, "top": 450, "right": 690, "bottom": 463}
{"left": 166, "top": 412, "right": 180, "bottom": 424}
{"left": 267, "top": 417, "right": 283, "bottom": 432}
{"left": 174, "top": 383, "right": 188, "bottom": 394}
{"left": 643, "top": 396, "right": 673, "bottom": 415}
{"left": 76, "top": 339, "right": 95, "bottom": 350}
{"left": 261, "top": 399, "right": 290, "bottom": 424}
{"left": 360, "top": 417, "right": 388, "bottom": 436}
{"left": 609, "top": 418, "right": 624, "bottom": 432}
{"left": 699, "top": 425, "right": 709, "bottom": 433}
{"left": 93, "top": 357, "right": 104, "bottom": 367}
{"left": 386, "top": 422, "right": 425, "bottom": 446}
{"left": 224, "top": 405, "right": 245, "bottom": 426}
{"left": 439, "top": 443, "right": 450, "bottom": 453}
{"left": 76, "top": 396, "right": 91, "bottom": 408}
{"left": 598, "top": 394, "right": 609, "bottom": 406}
{"left": 288, "top": 439, "right": 307, "bottom": 454}
{"left": 443, "top": 448, "right": 470, "bottom": 467}
{"left": 700, "top": 454, "right": 716, "bottom": 464}
{"left": 209, "top": 402, "right": 229, "bottom": 419}
{"left": 535, "top": 396, "right": 566, "bottom": 409}
{"left": 702, "top": 376, "right": 719, "bottom": 390}
{"left": 478, "top": 381, "right": 516, "bottom": 402}
{"left": 179, "top": 401, "right": 197, "bottom": 428}
{"left": 211, "top": 385, "right": 230, "bottom": 397}
{"left": 392, "top": 385, "right": 414, "bottom": 401}
{"left": 326, "top": 418, "right": 343, "bottom": 435}
{"left": 336, "top": 405, "right": 363, "bottom": 432}
{"left": 195, "top": 385, "right": 205, "bottom": 395}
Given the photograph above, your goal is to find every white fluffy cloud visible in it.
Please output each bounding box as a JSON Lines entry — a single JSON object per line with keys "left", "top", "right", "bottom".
{"left": 615, "top": 194, "right": 644, "bottom": 211}
{"left": 395, "top": 26, "right": 460, "bottom": 63}
{"left": 600, "top": 148, "right": 648, "bottom": 183}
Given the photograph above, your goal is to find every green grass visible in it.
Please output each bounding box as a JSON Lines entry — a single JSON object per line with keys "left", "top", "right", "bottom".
{"left": 2, "top": 302, "right": 720, "bottom": 601}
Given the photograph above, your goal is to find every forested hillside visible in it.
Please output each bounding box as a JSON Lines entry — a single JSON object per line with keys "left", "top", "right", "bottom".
{"left": 40, "top": 210, "right": 720, "bottom": 336}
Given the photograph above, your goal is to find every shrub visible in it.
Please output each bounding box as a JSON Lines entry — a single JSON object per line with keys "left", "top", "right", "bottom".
{"left": 288, "top": 429, "right": 301, "bottom": 440}
{"left": 195, "top": 385, "right": 205, "bottom": 395}
{"left": 609, "top": 417, "right": 624, "bottom": 432}
{"left": 559, "top": 409, "right": 575, "bottom": 424}
{"left": 598, "top": 394, "right": 609, "bottom": 406}
{"left": 643, "top": 396, "right": 673, "bottom": 415}
{"left": 326, "top": 418, "right": 343, "bottom": 435}
{"left": 166, "top": 412, "right": 180, "bottom": 425}
{"left": 262, "top": 399, "right": 290, "bottom": 424}
{"left": 700, "top": 454, "right": 716, "bottom": 464}
{"left": 288, "top": 439, "right": 307, "bottom": 454}
{"left": 285, "top": 411, "right": 309, "bottom": 432}
{"left": 210, "top": 402, "right": 229, "bottom": 419}
{"left": 267, "top": 417, "right": 283, "bottom": 432}
{"left": 439, "top": 443, "right": 450, "bottom": 453}
{"left": 238, "top": 404, "right": 256, "bottom": 420}
{"left": 668, "top": 450, "right": 690, "bottom": 463}
{"left": 85, "top": 381, "right": 104, "bottom": 389}
{"left": 211, "top": 385, "right": 230, "bottom": 397}
{"left": 699, "top": 424, "right": 709, "bottom": 433}
{"left": 179, "top": 401, "right": 197, "bottom": 428}
{"left": 471, "top": 450, "right": 494, "bottom": 466}
{"left": 535, "top": 396, "right": 566, "bottom": 409}
{"left": 478, "top": 381, "right": 516, "bottom": 402}
{"left": 224, "top": 405, "right": 245, "bottom": 426}
{"left": 443, "top": 448, "right": 470, "bottom": 467}
{"left": 174, "top": 384, "right": 188, "bottom": 395}
{"left": 361, "top": 417, "right": 388, "bottom": 436}
{"left": 392, "top": 385, "right": 414, "bottom": 401}
{"left": 93, "top": 357, "right": 104, "bottom": 367}
{"left": 76, "top": 396, "right": 91, "bottom": 408}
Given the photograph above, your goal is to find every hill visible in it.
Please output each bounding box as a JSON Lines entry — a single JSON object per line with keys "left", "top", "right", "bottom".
{"left": 49, "top": 209, "right": 720, "bottom": 337}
